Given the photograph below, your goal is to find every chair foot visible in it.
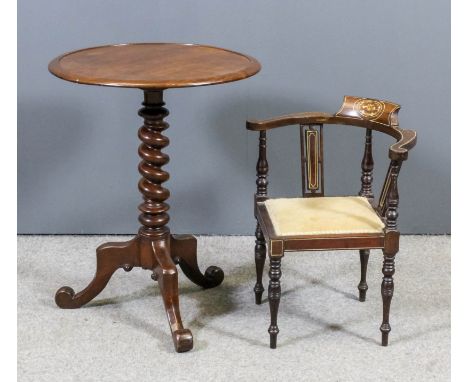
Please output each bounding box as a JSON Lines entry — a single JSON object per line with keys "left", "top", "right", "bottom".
{"left": 380, "top": 325, "right": 390, "bottom": 346}
{"left": 254, "top": 289, "right": 264, "bottom": 305}
{"left": 268, "top": 326, "right": 279, "bottom": 349}
{"left": 358, "top": 289, "right": 367, "bottom": 302}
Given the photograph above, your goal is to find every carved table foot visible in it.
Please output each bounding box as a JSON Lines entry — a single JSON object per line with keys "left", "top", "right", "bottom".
{"left": 54, "top": 234, "right": 224, "bottom": 352}
{"left": 55, "top": 238, "right": 140, "bottom": 309}
{"left": 171, "top": 234, "right": 224, "bottom": 288}
{"left": 151, "top": 239, "right": 193, "bottom": 352}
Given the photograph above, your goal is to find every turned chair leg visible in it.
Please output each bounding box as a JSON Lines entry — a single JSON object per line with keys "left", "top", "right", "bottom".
{"left": 380, "top": 250, "right": 397, "bottom": 346}
{"left": 268, "top": 256, "right": 282, "bottom": 349}
{"left": 358, "top": 249, "right": 370, "bottom": 302}
{"left": 254, "top": 222, "right": 266, "bottom": 304}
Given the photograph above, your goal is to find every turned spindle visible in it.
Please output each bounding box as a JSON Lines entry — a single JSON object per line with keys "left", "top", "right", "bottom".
{"left": 256, "top": 131, "right": 269, "bottom": 197}
{"left": 268, "top": 257, "right": 282, "bottom": 349}
{"left": 380, "top": 160, "right": 401, "bottom": 346}
{"left": 254, "top": 224, "right": 267, "bottom": 304}
{"left": 359, "top": 128, "right": 374, "bottom": 200}
{"left": 254, "top": 130, "right": 268, "bottom": 304}
{"left": 384, "top": 161, "right": 401, "bottom": 231}
{"left": 357, "top": 129, "right": 373, "bottom": 301}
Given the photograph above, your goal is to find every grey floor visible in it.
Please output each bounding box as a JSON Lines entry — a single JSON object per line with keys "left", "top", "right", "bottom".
{"left": 18, "top": 235, "right": 450, "bottom": 382}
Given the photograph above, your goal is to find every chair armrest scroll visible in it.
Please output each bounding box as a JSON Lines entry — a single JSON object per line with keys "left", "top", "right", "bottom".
{"left": 388, "top": 128, "right": 417, "bottom": 161}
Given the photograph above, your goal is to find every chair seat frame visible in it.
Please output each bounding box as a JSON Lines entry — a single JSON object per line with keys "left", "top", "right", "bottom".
{"left": 255, "top": 201, "right": 385, "bottom": 255}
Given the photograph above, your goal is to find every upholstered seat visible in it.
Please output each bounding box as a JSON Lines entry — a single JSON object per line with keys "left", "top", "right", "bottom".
{"left": 264, "top": 196, "right": 384, "bottom": 236}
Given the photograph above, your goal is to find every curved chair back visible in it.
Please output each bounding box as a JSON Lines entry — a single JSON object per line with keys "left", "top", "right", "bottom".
{"left": 246, "top": 95, "right": 417, "bottom": 218}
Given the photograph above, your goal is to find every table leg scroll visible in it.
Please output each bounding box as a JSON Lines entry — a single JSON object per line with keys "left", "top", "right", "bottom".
{"left": 152, "top": 240, "right": 193, "bottom": 352}
{"left": 55, "top": 238, "right": 140, "bottom": 309}
{"left": 171, "top": 234, "right": 224, "bottom": 289}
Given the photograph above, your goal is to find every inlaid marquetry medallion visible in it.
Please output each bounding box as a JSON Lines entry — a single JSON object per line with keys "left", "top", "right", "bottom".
{"left": 355, "top": 98, "right": 385, "bottom": 120}
{"left": 335, "top": 95, "right": 401, "bottom": 127}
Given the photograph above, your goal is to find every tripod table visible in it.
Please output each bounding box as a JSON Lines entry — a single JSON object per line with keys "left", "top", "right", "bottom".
{"left": 48, "top": 43, "right": 261, "bottom": 352}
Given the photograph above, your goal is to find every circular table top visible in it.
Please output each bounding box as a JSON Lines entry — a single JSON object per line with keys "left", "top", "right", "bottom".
{"left": 48, "top": 43, "right": 261, "bottom": 89}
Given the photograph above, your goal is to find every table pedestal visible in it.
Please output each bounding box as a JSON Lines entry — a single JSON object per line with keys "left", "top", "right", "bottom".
{"left": 55, "top": 90, "right": 224, "bottom": 353}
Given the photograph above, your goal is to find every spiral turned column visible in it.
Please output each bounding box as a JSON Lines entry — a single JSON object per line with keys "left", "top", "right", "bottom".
{"left": 137, "top": 91, "right": 170, "bottom": 239}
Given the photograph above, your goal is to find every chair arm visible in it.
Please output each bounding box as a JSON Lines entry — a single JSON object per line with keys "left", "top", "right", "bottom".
{"left": 246, "top": 112, "right": 333, "bottom": 131}
{"left": 388, "top": 128, "right": 417, "bottom": 161}
{"left": 247, "top": 113, "right": 416, "bottom": 161}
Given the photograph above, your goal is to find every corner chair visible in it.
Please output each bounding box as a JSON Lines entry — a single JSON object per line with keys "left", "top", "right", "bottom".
{"left": 247, "top": 96, "right": 417, "bottom": 348}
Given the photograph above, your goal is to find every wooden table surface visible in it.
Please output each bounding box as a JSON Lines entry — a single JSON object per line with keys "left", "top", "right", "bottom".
{"left": 48, "top": 43, "right": 261, "bottom": 89}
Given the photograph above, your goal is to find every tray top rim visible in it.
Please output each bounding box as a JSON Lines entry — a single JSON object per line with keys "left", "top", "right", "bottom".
{"left": 48, "top": 42, "right": 262, "bottom": 89}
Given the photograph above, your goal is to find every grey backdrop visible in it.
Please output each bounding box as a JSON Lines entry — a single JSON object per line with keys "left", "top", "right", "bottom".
{"left": 18, "top": 0, "right": 450, "bottom": 235}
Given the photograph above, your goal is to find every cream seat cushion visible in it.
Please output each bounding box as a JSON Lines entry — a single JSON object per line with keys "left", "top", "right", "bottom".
{"left": 263, "top": 196, "right": 385, "bottom": 236}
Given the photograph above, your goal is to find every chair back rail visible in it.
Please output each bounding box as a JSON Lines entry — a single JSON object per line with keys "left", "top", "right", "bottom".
{"left": 248, "top": 96, "right": 416, "bottom": 222}
{"left": 247, "top": 96, "right": 417, "bottom": 161}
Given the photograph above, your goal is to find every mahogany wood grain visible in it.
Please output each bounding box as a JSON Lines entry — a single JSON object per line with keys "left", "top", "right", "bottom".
{"left": 49, "top": 43, "right": 261, "bottom": 89}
